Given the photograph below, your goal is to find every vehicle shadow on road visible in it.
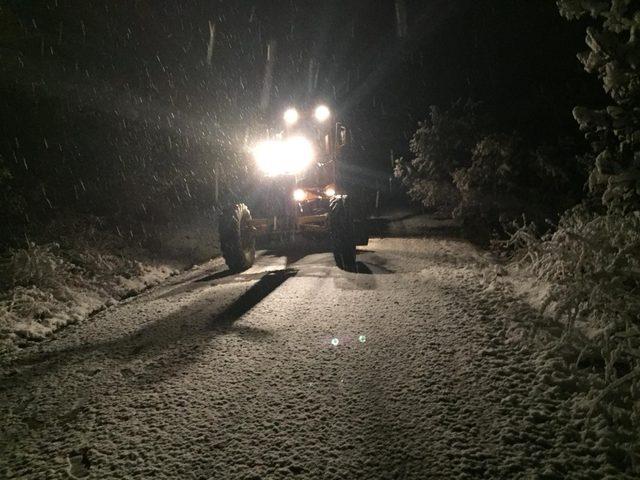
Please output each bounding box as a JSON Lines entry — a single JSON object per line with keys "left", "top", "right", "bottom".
{"left": 2, "top": 269, "right": 299, "bottom": 388}
{"left": 262, "top": 244, "right": 327, "bottom": 268}
{"left": 351, "top": 258, "right": 394, "bottom": 275}
{"left": 353, "top": 262, "right": 373, "bottom": 274}
{"left": 153, "top": 269, "right": 273, "bottom": 301}
{"left": 262, "top": 244, "right": 396, "bottom": 276}
{"left": 210, "top": 268, "right": 298, "bottom": 328}
{"left": 195, "top": 269, "right": 238, "bottom": 283}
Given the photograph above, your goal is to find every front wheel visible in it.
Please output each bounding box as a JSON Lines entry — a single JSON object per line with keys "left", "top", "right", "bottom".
{"left": 219, "top": 203, "right": 255, "bottom": 272}
{"left": 329, "top": 196, "right": 356, "bottom": 271}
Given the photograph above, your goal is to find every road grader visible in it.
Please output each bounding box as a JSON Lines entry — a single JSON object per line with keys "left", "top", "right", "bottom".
{"left": 219, "top": 104, "right": 368, "bottom": 272}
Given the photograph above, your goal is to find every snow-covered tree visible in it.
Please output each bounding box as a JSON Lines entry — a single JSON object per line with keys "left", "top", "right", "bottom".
{"left": 558, "top": 0, "right": 640, "bottom": 211}
{"left": 394, "top": 100, "right": 485, "bottom": 215}
{"left": 453, "top": 134, "right": 575, "bottom": 241}
{"left": 396, "top": 102, "right": 576, "bottom": 240}
{"left": 507, "top": 5, "right": 640, "bottom": 469}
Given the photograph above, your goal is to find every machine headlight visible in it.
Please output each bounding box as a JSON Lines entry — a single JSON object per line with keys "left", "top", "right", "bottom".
{"left": 252, "top": 136, "right": 314, "bottom": 177}
{"left": 314, "top": 105, "right": 330, "bottom": 122}
{"left": 324, "top": 186, "right": 336, "bottom": 197}
{"left": 252, "top": 140, "right": 282, "bottom": 176}
{"left": 284, "top": 107, "right": 299, "bottom": 125}
{"left": 292, "top": 189, "right": 306, "bottom": 202}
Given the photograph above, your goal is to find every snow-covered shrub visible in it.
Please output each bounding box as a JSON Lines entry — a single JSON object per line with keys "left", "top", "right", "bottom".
{"left": 0, "top": 242, "right": 78, "bottom": 290}
{"left": 503, "top": 3, "right": 640, "bottom": 469}
{"left": 453, "top": 135, "right": 575, "bottom": 242}
{"left": 453, "top": 134, "right": 524, "bottom": 238}
{"left": 396, "top": 103, "right": 577, "bottom": 238}
{"left": 43, "top": 215, "right": 146, "bottom": 280}
{"left": 394, "top": 100, "right": 486, "bottom": 215}
{"left": 0, "top": 242, "right": 97, "bottom": 347}
{"left": 0, "top": 221, "right": 176, "bottom": 351}
{"left": 509, "top": 206, "right": 640, "bottom": 470}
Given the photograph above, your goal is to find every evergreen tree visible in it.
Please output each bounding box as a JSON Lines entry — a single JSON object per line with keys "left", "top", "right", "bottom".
{"left": 558, "top": 0, "right": 640, "bottom": 211}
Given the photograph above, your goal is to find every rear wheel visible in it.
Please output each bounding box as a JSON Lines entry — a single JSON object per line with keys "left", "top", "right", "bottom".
{"left": 329, "top": 196, "right": 356, "bottom": 271}
{"left": 219, "top": 203, "right": 255, "bottom": 272}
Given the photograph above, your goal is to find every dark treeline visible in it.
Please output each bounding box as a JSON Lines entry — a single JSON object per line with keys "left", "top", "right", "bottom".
{"left": 1, "top": 0, "right": 261, "bottom": 247}
{"left": 1, "top": 0, "right": 601, "bottom": 249}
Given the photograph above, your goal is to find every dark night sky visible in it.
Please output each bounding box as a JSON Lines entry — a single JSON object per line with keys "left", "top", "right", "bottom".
{"left": 252, "top": 0, "right": 600, "bottom": 161}
{"left": 0, "top": 0, "right": 602, "bottom": 207}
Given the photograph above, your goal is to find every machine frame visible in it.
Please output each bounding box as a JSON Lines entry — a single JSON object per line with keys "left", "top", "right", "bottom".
{"left": 219, "top": 105, "right": 367, "bottom": 272}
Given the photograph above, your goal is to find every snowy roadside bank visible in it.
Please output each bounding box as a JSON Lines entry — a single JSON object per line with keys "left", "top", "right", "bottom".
{"left": 482, "top": 262, "right": 640, "bottom": 473}
{"left": 0, "top": 210, "right": 221, "bottom": 353}
{"left": 369, "top": 209, "right": 461, "bottom": 238}
{"left": 1, "top": 236, "right": 635, "bottom": 478}
{"left": 0, "top": 241, "right": 179, "bottom": 353}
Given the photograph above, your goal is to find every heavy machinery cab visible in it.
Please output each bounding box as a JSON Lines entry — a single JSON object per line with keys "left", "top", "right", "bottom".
{"left": 218, "top": 104, "right": 366, "bottom": 273}
{"left": 287, "top": 120, "right": 350, "bottom": 212}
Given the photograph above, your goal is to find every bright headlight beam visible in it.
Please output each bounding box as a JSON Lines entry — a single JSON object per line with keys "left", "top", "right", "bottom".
{"left": 282, "top": 136, "right": 314, "bottom": 174}
{"left": 252, "top": 140, "right": 282, "bottom": 175}
{"left": 293, "top": 189, "right": 306, "bottom": 202}
{"left": 252, "top": 136, "right": 314, "bottom": 177}
{"left": 314, "top": 105, "right": 330, "bottom": 122}
{"left": 284, "top": 108, "right": 299, "bottom": 125}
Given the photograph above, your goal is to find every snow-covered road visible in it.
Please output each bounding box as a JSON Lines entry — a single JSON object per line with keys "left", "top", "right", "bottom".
{"left": 0, "top": 238, "right": 626, "bottom": 479}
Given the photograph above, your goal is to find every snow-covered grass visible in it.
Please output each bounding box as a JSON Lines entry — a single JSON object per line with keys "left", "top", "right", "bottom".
{"left": 499, "top": 206, "right": 640, "bottom": 473}
{"left": 0, "top": 230, "right": 177, "bottom": 352}
{"left": 0, "top": 235, "right": 637, "bottom": 478}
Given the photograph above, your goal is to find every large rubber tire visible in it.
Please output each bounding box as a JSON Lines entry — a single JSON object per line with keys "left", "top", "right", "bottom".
{"left": 329, "top": 196, "right": 357, "bottom": 271}
{"left": 219, "top": 203, "right": 256, "bottom": 272}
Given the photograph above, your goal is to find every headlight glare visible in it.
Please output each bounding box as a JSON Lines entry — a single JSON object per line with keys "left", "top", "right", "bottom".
{"left": 252, "top": 140, "right": 282, "bottom": 176}
{"left": 293, "top": 189, "right": 306, "bottom": 202}
{"left": 284, "top": 108, "right": 299, "bottom": 125}
{"left": 324, "top": 187, "right": 336, "bottom": 197}
{"left": 252, "top": 136, "right": 314, "bottom": 176}
{"left": 314, "top": 105, "right": 330, "bottom": 122}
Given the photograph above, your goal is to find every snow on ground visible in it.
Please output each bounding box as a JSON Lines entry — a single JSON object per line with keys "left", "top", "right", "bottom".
{"left": 370, "top": 208, "right": 461, "bottom": 238}
{"left": 0, "top": 242, "right": 178, "bottom": 352}
{"left": 0, "top": 236, "right": 636, "bottom": 479}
